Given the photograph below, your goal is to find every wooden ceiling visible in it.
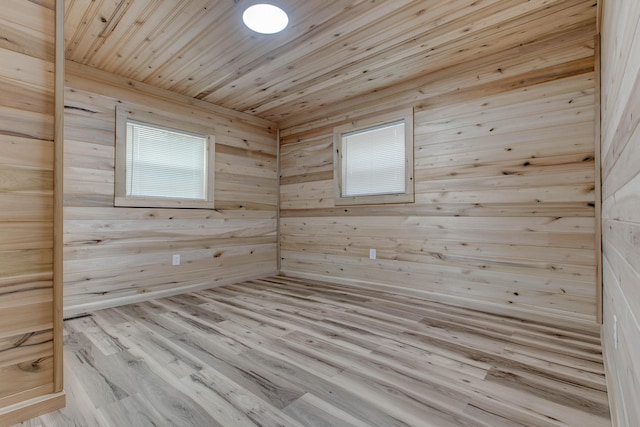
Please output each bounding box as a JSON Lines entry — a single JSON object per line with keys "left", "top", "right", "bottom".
{"left": 64, "top": 0, "right": 596, "bottom": 127}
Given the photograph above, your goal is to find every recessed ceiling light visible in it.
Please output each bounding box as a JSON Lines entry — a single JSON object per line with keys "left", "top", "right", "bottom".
{"left": 242, "top": 4, "right": 289, "bottom": 34}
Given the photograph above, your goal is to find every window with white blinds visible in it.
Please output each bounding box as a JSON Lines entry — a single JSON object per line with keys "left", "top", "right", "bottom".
{"left": 333, "top": 109, "right": 414, "bottom": 205}
{"left": 341, "top": 121, "right": 405, "bottom": 197}
{"left": 126, "top": 120, "right": 208, "bottom": 200}
{"left": 115, "top": 107, "right": 215, "bottom": 209}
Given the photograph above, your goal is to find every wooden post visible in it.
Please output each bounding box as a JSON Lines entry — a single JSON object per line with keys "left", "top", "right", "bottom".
{"left": 53, "top": 0, "right": 66, "bottom": 391}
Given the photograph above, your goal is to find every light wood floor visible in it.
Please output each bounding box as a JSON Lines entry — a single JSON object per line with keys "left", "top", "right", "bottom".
{"left": 17, "top": 276, "right": 610, "bottom": 426}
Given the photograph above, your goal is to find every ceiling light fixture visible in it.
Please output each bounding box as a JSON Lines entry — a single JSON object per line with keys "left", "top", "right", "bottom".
{"left": 242, "top": 4, "right": 288, "bottom": 34}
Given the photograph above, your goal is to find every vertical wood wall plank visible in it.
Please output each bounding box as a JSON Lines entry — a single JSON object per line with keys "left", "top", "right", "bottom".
{"left": 277, "top": 128, "right": 282, "bottom": 272}
{"left": 594, "top": 33, "right": 603, "bottom": 325}
{"left": 53, "top": 0, "right": 65, "bottom": 394}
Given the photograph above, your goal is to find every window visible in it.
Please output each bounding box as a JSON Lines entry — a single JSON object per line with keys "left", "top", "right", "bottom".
{"left": 333, "top": 109, "right": 414, "bottom": 205}
{"left": 115, "top": 107, "right": 215, "bottom": 208}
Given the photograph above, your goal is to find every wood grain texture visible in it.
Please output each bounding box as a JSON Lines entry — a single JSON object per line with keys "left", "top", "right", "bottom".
{"left": 53, "top": 0, "right": 64, "bottom": 394}
{"left": 0, "top": 0, "right": 64, "bottom": 425}
{"left": 61, "top": 0, "right": 597, "bottom": 127}
{"left": 600, "top": 0, "right": 640, "bottom": 425}
{"left": 594, "top": 33, "right": 603, "bottom": 324}
{"left": 63, "top": 64, "right": 278, "bottom": 316}
{"left": 1, "top": 393, "right": 65, "bottom": 427}
{"left": 279, "top": 15, "right": 598, "bottom": 326}
{"left": 17, "top": 276, "right": 610, "bottom": 427}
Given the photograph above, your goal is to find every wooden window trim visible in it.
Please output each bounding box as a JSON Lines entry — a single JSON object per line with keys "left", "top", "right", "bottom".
{"left": 114, "top": 106, "right": 216, "bottom": 209}
{"left": 333, "top": 108, "right": 414, "bottom": 206}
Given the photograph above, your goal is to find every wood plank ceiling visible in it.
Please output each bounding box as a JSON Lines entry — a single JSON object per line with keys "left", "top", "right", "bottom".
{"left": 64, "top": 0, "right": 597, "bottom": 127}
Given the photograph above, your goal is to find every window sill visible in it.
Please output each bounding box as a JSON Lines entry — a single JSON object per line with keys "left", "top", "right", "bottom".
{"left": 334, "top": 192, "right": 414, "bottom": 206}
{"left": 114, "top": 196, "right": 215, "bottom": 209}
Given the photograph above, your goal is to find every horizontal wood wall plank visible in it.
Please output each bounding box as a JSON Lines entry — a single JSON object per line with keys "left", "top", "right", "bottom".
{"left": 0, "top": 356, "right": 53, "bottom": 401}
{"left": 65, "top": 61, "right": 275, "bottom": 129}
{"left": 279, "top": 24, "right": 595, "bottom": 133}
{"left": 279, "top": 18, "right": 597, "bottom": 324}
{"left": 0, "top": 1, "right": 60, "bottom": 422}
{"left": 63, "top": 66, "right": 278, "bottom": 315}
{"left": 600, "top": 0, "right": 640, "bottom": 424}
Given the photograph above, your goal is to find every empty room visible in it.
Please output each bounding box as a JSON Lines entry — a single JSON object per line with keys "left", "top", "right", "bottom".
{"left": 0, "top": 0, "right": 638, "bottom": 426}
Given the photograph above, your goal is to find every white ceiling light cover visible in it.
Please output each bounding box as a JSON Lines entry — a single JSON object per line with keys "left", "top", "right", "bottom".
{"left": 242, "top": 4, "right": 289, "bottom": 34}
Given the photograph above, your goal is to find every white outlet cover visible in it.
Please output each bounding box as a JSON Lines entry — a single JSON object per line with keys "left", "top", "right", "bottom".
{"left": 369, "top": 249, "right": 376, "bottom": 260}
{"left": 172, "top": 254, "right": 180, "bottom": 266}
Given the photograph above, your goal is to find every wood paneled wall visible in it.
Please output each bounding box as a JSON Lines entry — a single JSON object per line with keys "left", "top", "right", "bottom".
{"left": 279, "top": 14, "right": 598, "bottom": 327}
{"left": 0, "top": 0, "right": 65, "bottom": 425}
{"left": 600, "top": 0, "right": 640, "bottom": 425}
{"left": 63, "top": 62, "right": 278, "bottom": 316}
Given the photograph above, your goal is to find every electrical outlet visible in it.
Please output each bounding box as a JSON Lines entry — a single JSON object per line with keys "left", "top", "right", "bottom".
{"left": 369, "top": 248, "right": 376, "bottom": 260}
{"left": 613, "top": 315, "right": 618, "bottom": 349}
{"left": 172, "top": 254, "right": 180, "bottom": 266}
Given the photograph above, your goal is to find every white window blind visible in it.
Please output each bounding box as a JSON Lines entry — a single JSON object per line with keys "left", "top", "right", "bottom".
{"left": 341, "top": 120, "right": 405, "bottom": 197}
{"left": 126, "top": 120, "right": 208, "bottom": 200}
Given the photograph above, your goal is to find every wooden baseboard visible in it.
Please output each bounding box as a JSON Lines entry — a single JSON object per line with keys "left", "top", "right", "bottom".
{"left": 0, "top": 392, "right": 65, "bottom": 427}
{"left": 280, "top": 270, "right": 600, "bottom": 333}
{"left": 63, "top": 271, "right": 279, "bottom": 318}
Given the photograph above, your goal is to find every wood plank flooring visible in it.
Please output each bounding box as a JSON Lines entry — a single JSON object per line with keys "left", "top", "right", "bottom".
{"left": 15, "top": 276, "right": 610, "bottom": 426}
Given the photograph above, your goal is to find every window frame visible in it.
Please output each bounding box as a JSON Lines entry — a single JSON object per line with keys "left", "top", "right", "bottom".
{"left": 333, "top": 108, "right": 414, "bottom": 206}
{"left": 114, "top": 106, "right": 216, "bottom": 209}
